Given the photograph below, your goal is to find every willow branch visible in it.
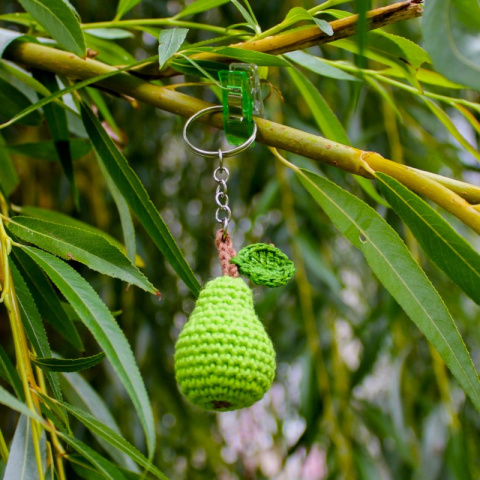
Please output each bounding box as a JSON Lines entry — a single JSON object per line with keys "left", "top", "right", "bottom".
{"left": 133, "top": 0, "right": 424, "bottom": 78}
{"left": 6, "top": 38, "right": 480, "bottom": 234}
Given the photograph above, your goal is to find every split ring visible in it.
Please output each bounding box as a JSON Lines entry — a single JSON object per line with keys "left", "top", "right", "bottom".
{"left": 183, "top": 105, "right": 257, "bottom": 158}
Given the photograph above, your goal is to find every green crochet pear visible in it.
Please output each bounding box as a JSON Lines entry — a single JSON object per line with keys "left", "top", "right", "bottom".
{"left": 174, "top": 275, "right": 276, "bottom": 411}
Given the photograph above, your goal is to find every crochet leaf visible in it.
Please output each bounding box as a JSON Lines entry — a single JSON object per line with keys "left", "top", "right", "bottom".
{"left": 231, "top": 243, "right": 295, "bottom": 287}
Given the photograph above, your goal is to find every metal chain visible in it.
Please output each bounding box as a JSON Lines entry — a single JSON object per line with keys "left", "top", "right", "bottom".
{"left": 213, "top": 150, "right": 231, "bottom": 231}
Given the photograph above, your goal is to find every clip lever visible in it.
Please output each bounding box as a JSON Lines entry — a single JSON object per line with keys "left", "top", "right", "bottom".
{"left": 219, "top": 63, "right": 264, "bottom": 146}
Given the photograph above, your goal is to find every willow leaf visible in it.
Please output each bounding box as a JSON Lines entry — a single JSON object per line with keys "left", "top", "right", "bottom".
{"left": 8, "top": 216, "right": 156, "bottom": 294}
{"left": 423, "top": 0, "right": 480, "bottom": 91}
{"left": 376, "top": 173, "right": 480, "bottom": 306}
{"left": 158, "top": 28, "right": 189, "bottom": 69}
{"left": 17, "top": 205, "right": 143, "bottom": 267}
{"left": 60, "top": 371, "right": 138, "bottom": 471}
{"left": 3, "top": 415, "right": 46, "bottom": 480}
{"left": 287, "top": 66, "right": 349, "bottom": 144}
{"left": 175, "top": 0, "right": 229, "bottom": 18}
{"left": 80, "top": 102, "right": 201, "bottom": 297}
{"left": 58, "top": 434, "right": 128, "bottom": 480}
{"left": 16, "top": 0, "right": 85, "bottom": 57}
{"left": 60, "top": 401, "right": 169, "bottom": 479}
{"left": 10, "top": 260, "right": 63, "bottom": 403}
{"left": 116, "top": 0, "right": 142, "bottom": 20}
{"left": 297, "top": 168, "right": 480, "bottom": 412}
{"left": 12, "top": 247, "right": 84, "bottom": 351}
{"left": 0, "top": 56, "right": 156, "bottom": 130}
{"left": 33, "top": 352, "right": 106, "bottom": 373}
{"left": 0, "top": 344, "right": 23, "bottom": 400}
{"left": 0, "top": 384, "right": 41, "bottom": 419}
{"left": 21, "top": 246, "right": 156, "bottom": 457}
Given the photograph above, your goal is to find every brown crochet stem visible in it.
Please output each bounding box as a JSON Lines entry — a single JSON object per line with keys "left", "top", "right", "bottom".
{"left": 216, "top": 229, "right": 239, "bottom": 277}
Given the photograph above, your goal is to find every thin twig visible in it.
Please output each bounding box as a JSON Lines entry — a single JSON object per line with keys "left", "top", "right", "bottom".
{"left": 132, "top": 0, "right": 424, "bottom": 78}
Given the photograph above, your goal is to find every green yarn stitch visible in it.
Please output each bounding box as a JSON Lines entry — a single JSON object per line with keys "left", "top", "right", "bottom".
{"left": 231, "top": 243, "right": 295, "bottom": 287}
{"left": 174, "top": 276, "right": 276, "bottom": 411}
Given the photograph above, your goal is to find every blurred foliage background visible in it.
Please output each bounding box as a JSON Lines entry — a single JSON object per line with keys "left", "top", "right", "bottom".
{"left": 1, "top": 0, "right": 480, "bottom": 479}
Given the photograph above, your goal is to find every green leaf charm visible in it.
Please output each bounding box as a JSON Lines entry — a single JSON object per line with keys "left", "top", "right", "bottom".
{"left": 174, "top": 276, "right": 275, "bottom": 411}
{"left": 231, "top": 243, "right": 295, "bottom": 287}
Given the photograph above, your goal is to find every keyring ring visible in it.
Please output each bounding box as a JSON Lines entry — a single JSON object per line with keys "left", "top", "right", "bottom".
{"left": 183, "top": 105, "right": 257, "bottom": 158}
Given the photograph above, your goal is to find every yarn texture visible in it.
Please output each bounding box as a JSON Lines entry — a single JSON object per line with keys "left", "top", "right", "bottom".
{"left": 174, "top": 276, "right": 276, "bottom": 411}
{"left": 231, "top": 243, "right": 295, "bottom": 287}
{"left": 215, "top": 229, "right": 239, "bottom": 277}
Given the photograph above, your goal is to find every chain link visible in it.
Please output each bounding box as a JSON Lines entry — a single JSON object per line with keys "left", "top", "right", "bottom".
{"left": 213, "top": 150, "right": 231, "bottom": 231}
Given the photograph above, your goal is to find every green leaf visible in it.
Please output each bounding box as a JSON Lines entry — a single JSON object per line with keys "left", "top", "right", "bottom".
{"left": 80, "top": 103, "right": 201, "bottom": 297}
{"left": 158, "top": 28, "right": 189, "bottom": 69}
{"left": 71, "top": 462, "right": 144, "bottom": 480}
{"left": 285, "top": 7, "right": 312, "bottom": 24}
{"left": 33, "top": 70, "right": 79, "bottom": 208}
{"left": 60, "top": 402, "right": 169, "bottom": 479}
{"left": 10, "top": 260, "right": 64, "bottom": 403}
{"left": 281, "top": 8, "right": 333, "bottom": 35}
{"left": 17, "top": 205, "right": 144, "bottom": 268}
{"left": 60, "top": 371, "right": 139, "bottom": 471}
{"left": 423, "top": 0, "right": 480, "bottom": 92}
{"left": 0, "top": 133, "right": 19, "bottom": 197}
{"left": 86, "top": 87, "right": 122, "bottom": 138}
{"left": 1, "top": 139, "right": 92, "bottom": 162}
{"left": 0, "top": 384, "right": 41, "bottom": 420}
{"left": 16, "top": 0, "right": 86, "bottom": 57}
{"left": 0, "top": 55, "right": 156, "bottom": 130}
{"left": 84, "top": 28, "right": 134, "bottom": 40}
{"left": 175, "top": 0, "right": 230, "bottom": 19}
{"left": 354, "top": 0, "right": 371, "bottom": 69}
{"left": 8, "top": 216, "right": 156, "bottom": 294}
{"left": 285, "top": 51, "right": 360, "bottom": 82}
{"left": 230, "top": 0, "right": 260, "bottom": 34}
{"left": 0, "top": 78, "right": 42, "bottom": 126}
{"left": 376, "top": 173, "right": 480, "bottom": 306}
{"left": 313, "top": 18, "right": 333, "bottom": 36}
{"left": 333, "top": 31, "right": 429, "bottom": 72}
{"left": 33, "top": 352, "right": 106, "bottom": 372}
{"left": 171, "top": 56, "right": 224, "bottom": 83}
{"left": 355, "top": 176, "right": 390, "bottom": 208}
{"left": 287, "top": 66, "right": 349, "bottom": 145}
{"left": 0, "top": 60, "right": 52, "bottom": 99}
{"left": 21, "top": 246, "right": 156, "bottom": 457}
{"left": 116, "top": 0, "right": 142, "bottom": 20}
{"left": 0, "top": 345, "right": 23, "bottom": 400}
{"left": 364, "top": 76, "right": 402, "bottom": 119}
{"left": 296, "top": 168, "right": 480, "bottom": 412}
{"left": 36, "top": 391, "right": 70, "bottom": 431}
{"left": 12, "top": 247, "right": 84, "bottom": 351}
{"left": 370, "top": 31, "right": 430, "bottom": 70}
{"left": 99, "top": 158, "right": 137, "bottom": 264}
{"left": 0, "top": 28, "right": 36, "bottom": 58}
{"left": 58, "top": 434, "right": 128, "bottom": 480}
{"left": 3, "top": 415, "right": 46, "bottom": 480}
{"left": 422, "top": 97, "right": 480, "bottom": 163}
{"left": 414, "top": 69, "right": 465, "bottom": 89}
{"left": 0, "top": 13, "right": 37, "bottom": 27}
{"left": 213, "top": 47, "right": 289, "bottom": 66}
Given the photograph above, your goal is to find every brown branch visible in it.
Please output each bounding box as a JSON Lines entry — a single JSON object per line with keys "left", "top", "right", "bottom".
{"left": 132, "top": 0, "right": 424, "bottom": 78}
{"left": 237, "top": 0, "right": 423, "bottom": 54}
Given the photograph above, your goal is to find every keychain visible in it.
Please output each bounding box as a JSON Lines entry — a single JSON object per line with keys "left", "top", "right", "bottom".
{"left": 174, "top": 69, "right": 295, "bottom": 412}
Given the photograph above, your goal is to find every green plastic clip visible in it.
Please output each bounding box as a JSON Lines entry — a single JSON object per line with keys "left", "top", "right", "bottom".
{"left": 219, "top": 63, "right": 264, "bottom": 146}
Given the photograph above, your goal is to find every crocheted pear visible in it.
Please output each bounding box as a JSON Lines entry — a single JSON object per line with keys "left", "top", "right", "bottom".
{"left": 174, "top": 275, "right": 276, "bottom": 411}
